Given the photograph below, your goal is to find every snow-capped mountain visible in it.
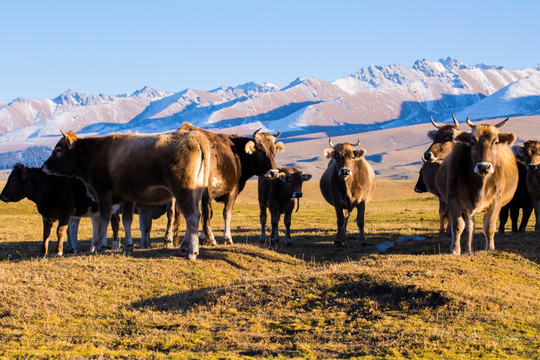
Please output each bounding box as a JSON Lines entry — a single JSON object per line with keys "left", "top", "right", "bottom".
{"left": 1, "top": 57, "right": 539, "bottom": 175}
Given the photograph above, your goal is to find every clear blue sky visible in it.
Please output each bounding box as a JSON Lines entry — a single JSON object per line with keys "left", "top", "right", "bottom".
{"left": 1, "top": 0, "right": 539, "bottom": 101}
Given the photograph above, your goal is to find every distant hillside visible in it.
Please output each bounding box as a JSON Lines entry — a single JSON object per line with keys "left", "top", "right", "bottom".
{"left": 0, "top": 58, "right": 539, "bottom": 175}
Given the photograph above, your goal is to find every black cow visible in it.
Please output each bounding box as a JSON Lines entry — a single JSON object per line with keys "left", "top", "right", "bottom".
{"left": 258, "top": 166, "right": 311, "bottom": 245}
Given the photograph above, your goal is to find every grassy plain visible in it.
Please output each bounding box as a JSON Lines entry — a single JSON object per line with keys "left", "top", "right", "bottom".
{"left": 0, "top": 180, "right": 539, "bottom": 359}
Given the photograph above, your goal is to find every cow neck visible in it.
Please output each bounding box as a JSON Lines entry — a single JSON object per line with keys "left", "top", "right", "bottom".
{"left": 74, "top": 137, "right": 107, "bottom": 181}
{"left": 26, "top": 167, "right": 50, "bottom": 203}
{"left": 231, "top": 136, "right": 262, "bottom": 191}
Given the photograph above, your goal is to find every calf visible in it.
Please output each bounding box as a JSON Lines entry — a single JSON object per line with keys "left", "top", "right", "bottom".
{"left": 514, "top": 140, "right": 540, "bottom": 232}
{"left": 436, "top": 118, "right": 518, "bottom": 254}
{"left": 258, "top": 166, "right": 312, "bottom": 245}
{"left": 0, "top": 163, "right": 99, "bottom": 256}
{"left": 498, "top": 152, "right": 533, "bottom": 233}
{"left": 320, "top": 139, "right": 376, "bottom": 246}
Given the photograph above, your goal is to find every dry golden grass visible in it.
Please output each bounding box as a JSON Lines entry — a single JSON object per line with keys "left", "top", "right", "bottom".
{"left": 0, "top": 180, "right": 539, "bottom": 359}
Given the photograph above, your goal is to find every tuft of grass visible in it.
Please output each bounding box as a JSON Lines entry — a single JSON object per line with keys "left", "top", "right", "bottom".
{"left": 0, "top": 180, "right": 539, "bottom": 358}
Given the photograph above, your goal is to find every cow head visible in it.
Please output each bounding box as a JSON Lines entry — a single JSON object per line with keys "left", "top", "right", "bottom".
{"left": 423, "top": 114, "right": 460, "bottom": 163}
{"left": 245, "top": 128, "right": 284, "bottom": 178}
{"left": 0, "top": 163, "right": 31, "bottom": 202}
{"left": 324, "top": 139, "right": 365, "bottom": 180}
{"left": 455, "top": 118, "right": 516, "bottom": 176}
{"left": 514, "top": 140, "right": 540, "bottom": 171}
{"left": 277, "top": 167, "right": 312, "bottom": 199}
{"left": 42, "top": 130, "right": 80, "bottom": 176}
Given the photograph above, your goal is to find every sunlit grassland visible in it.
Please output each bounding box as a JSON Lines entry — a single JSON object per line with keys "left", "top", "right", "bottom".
{"left": 0, "top": 180, "right": 539, "bottom": 359}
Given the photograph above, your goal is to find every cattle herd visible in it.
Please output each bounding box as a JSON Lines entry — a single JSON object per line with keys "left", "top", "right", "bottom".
{"left": 1, "top": 119, "right": 539, "bottom": 259}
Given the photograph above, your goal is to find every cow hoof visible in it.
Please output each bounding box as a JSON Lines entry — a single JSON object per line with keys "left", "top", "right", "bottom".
{"left": 359, "top": 241, "right": 368, "bottom": 247}
{"left": 334, "top": 240, "right": 345, "bottom": 247}
{"left": 187, "top": 253, "right": 198, "bottom": 261}
{"left": 224, "top": 238, "right": 233, "bottom": 245}
{"left": 55, "top": 252, "right": 63, "bottom": 257}
{"left": 112, "top": 241, "right": 120, "bottom": 251}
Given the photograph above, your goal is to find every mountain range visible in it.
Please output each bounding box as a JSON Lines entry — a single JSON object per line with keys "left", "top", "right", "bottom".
{"left": 1, "top": 57, "right": 539, "bottom": 178}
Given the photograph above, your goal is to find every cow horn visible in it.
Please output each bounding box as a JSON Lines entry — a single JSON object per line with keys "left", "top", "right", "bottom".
{"left": 430, "top": 116, "right": 442, "bottom": 129}
{"left": 466, "top": 117, "right": 475, "bottom": 128}
{"left": 274, "top": 130, "right": 281, "bottom": 138}
{"left": 451, "top": 114, "right": 459, "bottom": 129}
{"left": 253, "top": 128, "right": 262, "bottom": 137}
{"left": 495, "top": 117, "right": 510, "bottom": 128}
{"left": 352, "top": 139, "right": 360, "bottom": 147}
{"left": 328, "top": 138, "right": 334, "bottom": 149}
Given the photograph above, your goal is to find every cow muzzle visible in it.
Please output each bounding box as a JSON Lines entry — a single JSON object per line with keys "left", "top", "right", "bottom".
{"left": 0, "top": 194, "right": 10, "bottom": 202}
{"left": 292, "top": 191, "right": 303, "bottom": 199}
{"left": 474, "top": 162, "right": 494, "bottom": 176}
{"left": 266, "top": 169, "right": 279, "bottom": 179}
{"left": 528, "top": 164, "right": 539, "bottom": 171}
{"left": 423, "top": 151, "right": 436, "bottom": 162}
{"left": 338, "top": 167, "right": 352, "bottom": 178}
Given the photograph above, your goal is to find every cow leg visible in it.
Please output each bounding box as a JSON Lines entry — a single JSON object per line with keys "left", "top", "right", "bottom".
{"left": 270, "top": 208, "right": 281, "bottom": 245}
{"left": 200, "top": 191, "right": 217, "bottom": 246}
{"left": 110, "top": 211, "right": 120, "bottom": 250}
{"left": 259, "top": 203, "right": 268, "bottom": 244}
{"left": 164, "top": 199, "right": 175, "bottom": 248}
{"left": 510, "top": 206, "right": 520, "bottom": 233}
{"left": 174, "top": 191, "right": 201, "bottom": 260}
{"left": 438, "top": 198, "right": 449, "bottom": 235}
{"left": 498, "top": 205, "right": 510, "bottom": 234}
{"left": 284, "top": 204, "right": 294, "bottom": 246}
{"left": 222, "top": 193, "right": 237, "bottom": 245}
{"left": 519, "top": 205, "right": 533, "bottom": 233}
{"left": 463, "top": 214, "right": 475, "bottom": 254}
{"left": 41, "top": 218, "right": 53, "bottom": 257}
{"left": 533, "top": 200, "right": 540, "bottom": 233}
{"left": 89, "top": 214, "right": 100, "bottom": 253}
{"left": 483, "top": 205, "right": 500, "bottom": 252}
{"left": 68, "top": 217, "right": 81, "bottom": 253}
{"left": 449, "top": 210, "right": 465, "bottom": 255}
{"left": 356, "top": 201, "right": 367, "bottom": 246}
{"left": 96, "top": 192, "right": 113, "bottom": 253}
{"left": 334, "top": 207, "right": 350, "bottom": 246}
{"left": 173, "top": 203, "right": 182, "bottom": 248}
{"left": 122, "top": 202, "right": 134, "bottom": 251}
{"left": 55, "top": 216, "right": 70, "bottom": 256}
{"left": 138, "top": 209, "right": 151, "bottom": 249}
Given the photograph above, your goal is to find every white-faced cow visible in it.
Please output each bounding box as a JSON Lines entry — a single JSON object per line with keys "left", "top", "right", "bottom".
{"left": 0, "top": 163, "right": 99, "bottom": 256}
{"left": 320, "top": 139, "right": 376, "bottom": 246}
{"left": 498, "top": 148, "right": 533, "bottom": 233}
{"left": 178, "top": 123, "right": 284, "bottom": 246}
{"left": 513, "top": 140, "right": 540, "bottom": 232}
{"left": 436, "top": 118, "right": 518, "bottom": 254}
{"left": 258, "top": 166, "right": 312, "bottom": 245}
{"left": 42, "top": 129, "right": 210, "bottom": 260}
{"left": 414, "top": 115, "right": 460, "bottom": 234}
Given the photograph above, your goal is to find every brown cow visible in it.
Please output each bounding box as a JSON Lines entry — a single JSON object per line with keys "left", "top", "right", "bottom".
{"left": 414, "top": 115, "right": 461, "bottom": 234}
{"left": 0, "top": 163, "right": 99, "bottom": 256}
{"left": 178, "top": 123, "right": 284, "bottom": 246}
{"left": 42, "top": 129, "right": 210, "bottom": 260}
{"left": 320, "top": 139, "right": 376, "bottom": 246}
{"left": 258, "top": 166, "right": 312, "bottom": 245}
{"left": 513, "top": 140, "right": 540, "bottom": 232}
{"left": 436, "top": 118, "right": 518, "bottom": 254}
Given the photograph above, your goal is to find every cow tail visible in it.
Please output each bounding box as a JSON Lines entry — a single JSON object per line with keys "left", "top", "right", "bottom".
{"left": 198, "top": 140, "right": 211, "bottom": 197}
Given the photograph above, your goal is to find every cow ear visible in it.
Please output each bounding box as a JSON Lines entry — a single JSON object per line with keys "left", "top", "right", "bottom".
{"left": 427, "top": 130, "right": 438, "bottom": 140}
{"left": 454, "top": 132, "right": 471, "bottom": 143}
{"left": 61, "top": 130, "right": 77, "bottom": 148}
{"left": 512, "top": 145, "right": 525, "bottom": 158}
{"left": 302, "top": 173, "right": 312, "bottom": 181}
{"left": 245, "top": 140, "right": 256, "bottom": 154}
{"left": 499, "top": 132, "right": 516, "bottom": 146}
{"left": 324, "top": 148, "right": 334, "bottom": 159}
{"left": 278, "top": 172, "right": 287, "bottom": 181}
{"left": 275, "top": 141, "right": 285, "bottom": 153}
{"left": 353, "top": 149, "right": 366, "bottom": 160}
{"left": 21, "top": 166, "right": 28, "bottom": 181}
